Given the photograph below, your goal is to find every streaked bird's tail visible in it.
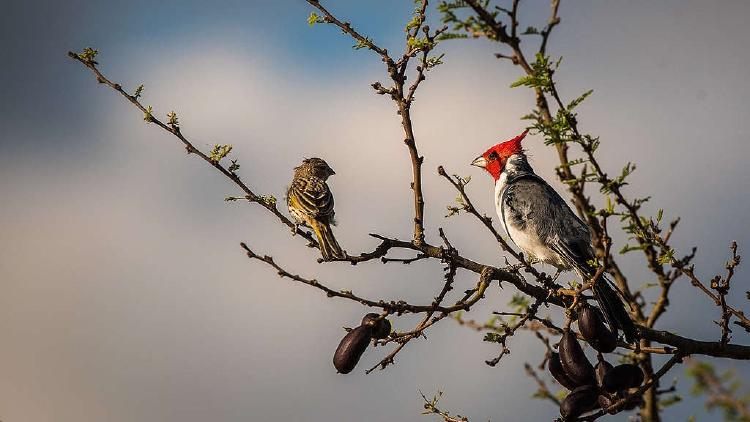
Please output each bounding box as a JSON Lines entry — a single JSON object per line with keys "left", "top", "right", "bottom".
{"left": 310, "top": 219, "right": 344, "bottom": 260}
{"left": 591, "top": 274, "right": 638, "bottom": 343}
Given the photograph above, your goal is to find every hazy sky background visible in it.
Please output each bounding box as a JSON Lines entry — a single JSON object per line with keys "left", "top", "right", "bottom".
{"left": 1, "top": 1, "right": 749, "bottom": 421}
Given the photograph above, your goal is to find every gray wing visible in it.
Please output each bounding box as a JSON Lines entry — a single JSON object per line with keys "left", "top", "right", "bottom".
{"left": 504, "top": 176, "right": 637, "bottom": 341}
{"left": 502, "top": 175, "right": 595, "bottom": 271}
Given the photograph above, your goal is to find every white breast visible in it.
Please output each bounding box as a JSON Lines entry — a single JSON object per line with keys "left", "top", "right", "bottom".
{"left": 494, "top": 172, "right": 565, "bottom": 267}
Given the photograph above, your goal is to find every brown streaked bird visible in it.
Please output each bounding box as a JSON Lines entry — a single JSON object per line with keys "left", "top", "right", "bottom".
{"left": 286, "top": 157, "right": 345, "bottom": 260}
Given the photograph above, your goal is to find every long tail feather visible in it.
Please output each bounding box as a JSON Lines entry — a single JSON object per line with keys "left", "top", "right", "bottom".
{"left": 592, "top": 275, "right": 638, "bottom": 343}
{"left": 310, "top": 219, "right": 344, "bottom": 260}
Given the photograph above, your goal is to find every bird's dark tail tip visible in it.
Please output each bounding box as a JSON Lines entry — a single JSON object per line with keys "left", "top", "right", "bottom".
{"left": 592, "top": 277, "right": 638, "bottom": 344}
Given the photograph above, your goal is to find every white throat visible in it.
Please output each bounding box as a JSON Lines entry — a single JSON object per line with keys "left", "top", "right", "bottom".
{"left": 494, "top": 155, "right": 524, "bottom": 209}
{"left": 494, "top": 154, "right": 526, "bottom": 235}
{"left": 494, "top": 171, "right": 509, "bottom": 218}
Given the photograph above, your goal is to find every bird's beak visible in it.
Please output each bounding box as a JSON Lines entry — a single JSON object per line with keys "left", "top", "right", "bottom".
{"left": 471, "top": 156, "right": 488, "bottom": 168}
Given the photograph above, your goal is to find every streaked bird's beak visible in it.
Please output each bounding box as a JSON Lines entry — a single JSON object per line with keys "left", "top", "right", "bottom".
{"left": 471, "top": 156, "right": 488, "bottom": 168}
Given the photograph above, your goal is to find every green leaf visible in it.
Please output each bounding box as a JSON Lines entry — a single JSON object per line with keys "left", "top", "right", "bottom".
{"left": 436, "top": 32, "right": 469, "bottom": 41}
{"left": 567, "top": 89, "right": 593, "bottom": 111}
{"left": 259, "top": 195, "right": 277, "bottom": 206}
{"left": 143, "top": 106, "right": 154, "bottom": 123}
{"left": 483, "top": 332, "right": 503, "bottom": 343}
{"left": 307, "top": 12, "right": 322, "bottom": 27}
{"left": 509, "top": 53, "right": 558, "bottom": 92}
{"left": 133, "top": 84, "right": 144, "bottom": 99}
{"left": 167, "top": 111, "right": 179, "bottom": 127}
{"left": 209, "top": 144, "right": 233, "bottom": 163}
{"left": 508, "top": 293, "right": 530, "bottom": 314}
{"left": 353, "top": 37, "right": 372, "bottom": 50}
{"left": 405, "top": 15, "right": 422, "bottom": 32}
{"left": 407, "top": 36, "right": 434, "bottom": 50}
{"left": 657, "top": 248, "right": 675, "bottom": 265}
{"left": 79, "top": 47, "right": 99, "bottom": 63}
{"left": 424, "top": 53, "right": 445, "bottom": 70}
{"left": 619, "top": 243, "right": 645, "bottom": 255}
{"left": 510, "top": 75, "right": 535, "bottom": 88}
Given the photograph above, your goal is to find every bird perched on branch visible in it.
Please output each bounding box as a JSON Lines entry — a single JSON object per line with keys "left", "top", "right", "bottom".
{"left": 287, "top": 157, "right": 344, "bottom": 260}
{"left": 471, "top": 130, "right": 637, "bottom": 342}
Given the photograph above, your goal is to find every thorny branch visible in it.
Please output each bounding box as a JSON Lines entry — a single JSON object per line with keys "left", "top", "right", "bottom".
{"left": 672, "top": 242, "right": 749, "bottom": 335}
{"left": 68, "top": 0, "right": 750, "bottom": 421}
{"left": 241, "top": 243, "right": 489, "bottom": 316}
{"left": 440, "top": 0, "right": 749, "bottom": 420}
{"left": 421, "top": 390, "right": 469, "bottom": 422}
{"left": 306, "top": 0, "right": 447, "bottom": 245}
{"left": 66, "top": 51, "right": 320, "bottom": 247}
{"left": 485, "top": 296, "right": 544, "bottom": 366}
{"left": 365, "top": 262, "right": 462, "bottom": 373}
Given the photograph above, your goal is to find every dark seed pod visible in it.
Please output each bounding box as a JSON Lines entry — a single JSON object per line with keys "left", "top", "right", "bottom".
{"left": 361, "top": 313, "right": 391, "bottom": 340}
{"left": 589, "top": 331, "right": 618, "bottom": 354}
{"left": 578, "top": 306, "right": 606, "bottom": 338}
{"left": 578, "top": 306, "right": 618, "bottom": 353}
{"left": 560, "top": 384, "right": 599, "bottom": 421}
{"left": 549, "top": 352, "right": 579, "bottom": 390}
{"left": 373, "top": 318, "right": 391, "bottom": 339}
{"left": 595, "top": 360, "right": 614, "bottom": 387}
{"left": 333, "top": 325, "right": 372, "bottom": 374}
{"left": 602, "top": 364, "right": 645, "bottom": 393}
{"left": 559, "top": 330, "right": 595, "bottom": 386}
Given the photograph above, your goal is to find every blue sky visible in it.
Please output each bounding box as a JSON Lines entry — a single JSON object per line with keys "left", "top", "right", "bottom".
{"left": 1, "top": 1, "right": 749, "bottom": 421}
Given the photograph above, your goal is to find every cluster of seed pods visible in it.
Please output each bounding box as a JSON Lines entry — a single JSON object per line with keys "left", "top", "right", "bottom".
{"left": 549, "top": 305, "right": 645, "bottom": 420}
{"left": 332, "top": 313, "right": 391, "bottom": 374}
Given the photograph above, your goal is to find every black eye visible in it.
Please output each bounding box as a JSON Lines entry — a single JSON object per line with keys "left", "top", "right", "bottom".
{"left": 488, "top": 152, "right": 499, "bottom": 161}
